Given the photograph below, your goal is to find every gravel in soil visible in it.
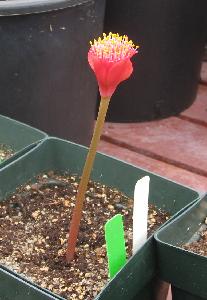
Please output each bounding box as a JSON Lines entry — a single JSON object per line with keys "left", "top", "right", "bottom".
{"left": 0, "top": 144, "right": 14, "bottom": 163}
{"left": 0, "top": 171, "right": 170, "bottom": 300}
{"left": 183, "top": 217, "right": 207, "bottom": 256}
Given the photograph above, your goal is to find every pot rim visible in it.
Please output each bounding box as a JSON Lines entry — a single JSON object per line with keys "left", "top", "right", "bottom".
{"left": 0, "top": 0, "right": 91, "bottom": 16}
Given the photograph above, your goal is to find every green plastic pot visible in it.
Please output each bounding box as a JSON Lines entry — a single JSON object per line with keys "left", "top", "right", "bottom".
{"left": 0, "top": 137, "right": 200, "bottom": 300}
{"left": 0, "top": 114, "right": 47, "bottom": 168}
{"left": 155, "top": 194, "right": 207, "bottom": 300}
{"left": 0, "top": 266, "right": 57, "bottom": 300}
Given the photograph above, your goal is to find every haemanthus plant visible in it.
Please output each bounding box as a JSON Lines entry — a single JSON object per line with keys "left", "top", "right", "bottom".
{"left": 66, "top": 32, "right": 138, "bottom": 262}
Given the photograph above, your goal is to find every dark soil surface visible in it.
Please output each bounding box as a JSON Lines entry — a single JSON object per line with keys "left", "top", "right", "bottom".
{"left": 183, "top": 218, "right": 207, "bottom": 256}
{"left": 0, "top": 171, "right": 170, "bottom": 300}
{"left": 0, "top": 144, "right": 14, "bottom": 163}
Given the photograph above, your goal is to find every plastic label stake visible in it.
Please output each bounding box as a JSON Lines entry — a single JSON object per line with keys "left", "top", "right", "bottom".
{"left": 105, "top": 214, "right": 127, "bottom": 279}
{"left": 133, "top": 176, "right": 150, "bottom": 254}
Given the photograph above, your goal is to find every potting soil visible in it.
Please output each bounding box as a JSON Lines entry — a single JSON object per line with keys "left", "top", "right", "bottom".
{"left": 0, "top": 144, "right": 14, "bottom": 163}
{"left": 0, "top": 171, "right": 169, "bottom": 300}
{"left": 183, "top": 219, "right": 207, "bottom": 256}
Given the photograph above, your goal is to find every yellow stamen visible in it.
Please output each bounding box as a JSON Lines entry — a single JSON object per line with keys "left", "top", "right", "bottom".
{"left": 89, "top": 32, "right": 139, "bottom": 62}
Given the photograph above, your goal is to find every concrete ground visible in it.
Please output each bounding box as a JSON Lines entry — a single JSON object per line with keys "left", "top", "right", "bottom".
{"left": 99, "top": 63, "right": 207, "bottom": 194}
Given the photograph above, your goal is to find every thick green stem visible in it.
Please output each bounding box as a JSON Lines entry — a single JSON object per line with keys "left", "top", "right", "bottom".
{"left": 66, "top": 96, "right": 110, "bottom": 262}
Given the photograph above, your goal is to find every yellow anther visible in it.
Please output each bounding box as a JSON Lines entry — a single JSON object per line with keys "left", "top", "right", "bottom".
{"left": 89, "top": 32, "right": 138, "bottom": 62}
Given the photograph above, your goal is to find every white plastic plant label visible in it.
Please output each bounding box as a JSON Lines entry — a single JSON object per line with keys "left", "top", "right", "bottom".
{"left": 133, "top": 176, "right": 150, "bottom": 254}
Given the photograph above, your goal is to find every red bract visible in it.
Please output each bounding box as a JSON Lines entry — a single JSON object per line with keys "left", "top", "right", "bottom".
{"left": 88, "top": 33, "right": 138, "bottom": 98}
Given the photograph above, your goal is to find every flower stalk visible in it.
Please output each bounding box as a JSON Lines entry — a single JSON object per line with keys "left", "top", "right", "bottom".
{"left": 66, "top": 97, "right": 110, "bottom": 262}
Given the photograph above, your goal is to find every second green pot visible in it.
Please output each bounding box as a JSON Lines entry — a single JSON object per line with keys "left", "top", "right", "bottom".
{"left": 0, "top": 114, "right": 47, "bottom": 168}
{"left": 155, "top": 194, "right": 207, "bottom": 300}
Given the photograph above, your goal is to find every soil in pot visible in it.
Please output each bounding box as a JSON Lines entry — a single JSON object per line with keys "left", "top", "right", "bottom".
{"left": 0, "top": 171, "right": 170, "bottom": 300}
{"left": 0, "top": 144, "right": 14, "bottom": 163}
{"left": 183, "top": 218, "right": 207, "bottom": 256}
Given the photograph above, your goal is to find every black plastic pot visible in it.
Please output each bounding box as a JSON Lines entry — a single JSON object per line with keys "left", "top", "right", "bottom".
{"left": 0, "top": 137, "right": 200, "bottom": 300}
{"left": 171, "top": 287, "right": 205, "bottom": 300}
{"left": 0, "top": 0, "right": 105, "bottom": 146}
{"left": 0, "top": 114, "right": 47, "bottom": 168}
{"left": 155, "top": 194, "right": 207, "bottom": 300}
{"left": 203, "top": 44, "right": 207, "bottom": 61}
{"left": 104, "top": 0, "right": 207, "bottom": 122}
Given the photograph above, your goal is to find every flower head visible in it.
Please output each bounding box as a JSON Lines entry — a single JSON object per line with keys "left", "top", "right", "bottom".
{"left": 88, "top": 32, "right": 139, "bottom": 98}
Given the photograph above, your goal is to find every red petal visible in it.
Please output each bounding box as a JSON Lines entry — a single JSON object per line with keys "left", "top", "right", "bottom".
{"left": 88, "top": 52, "right": 134, "bottom": 98}
{"left": 105, "top": 59, "right": 133, "bottom": 93}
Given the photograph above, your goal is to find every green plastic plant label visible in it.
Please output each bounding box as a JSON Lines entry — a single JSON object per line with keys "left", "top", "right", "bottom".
{"left": 105, "top": 214, "right": 127, "bottom": 279}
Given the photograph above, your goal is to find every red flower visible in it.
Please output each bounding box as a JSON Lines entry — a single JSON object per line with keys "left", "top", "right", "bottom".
{"left": 88, "top": 33, "right": 138, "bottom": 98}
